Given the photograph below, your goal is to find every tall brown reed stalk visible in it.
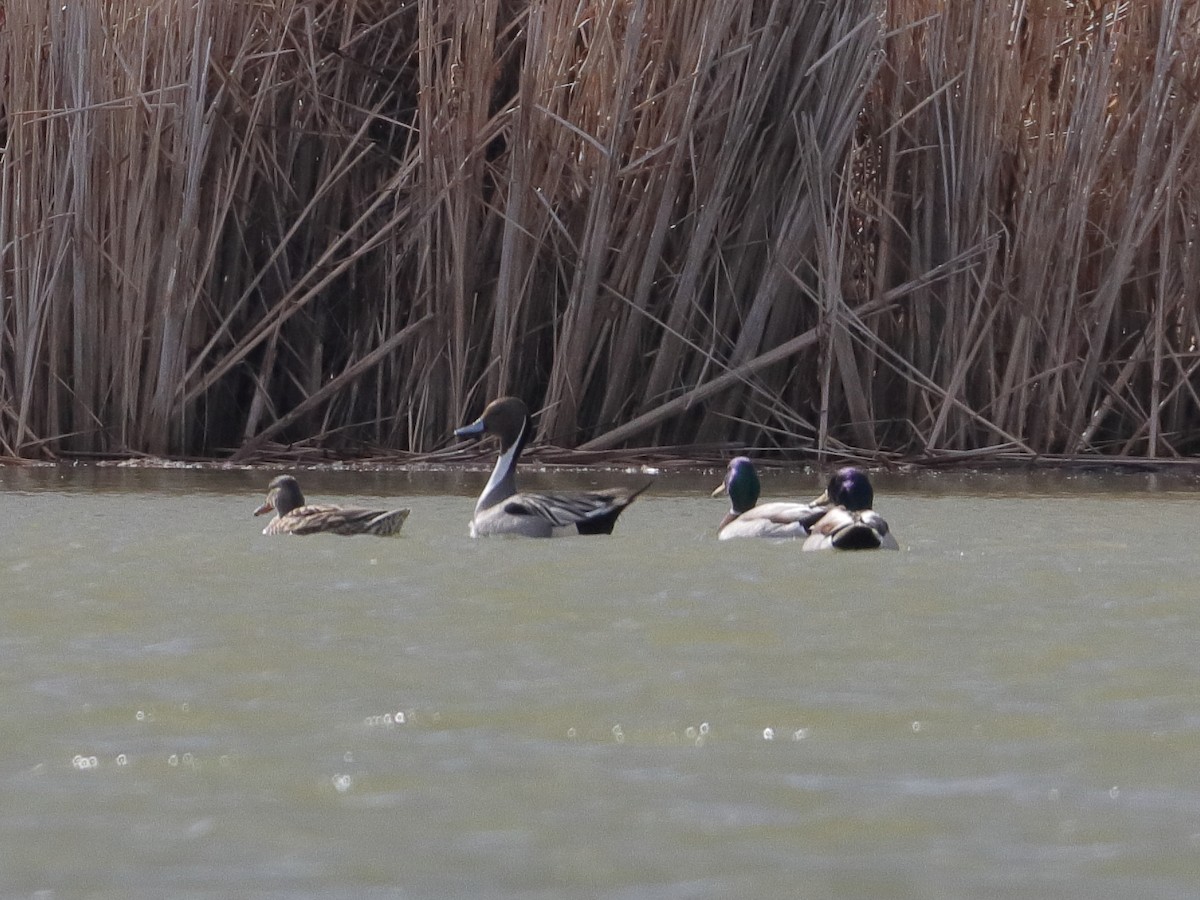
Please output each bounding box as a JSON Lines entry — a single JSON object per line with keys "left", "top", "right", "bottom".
{"left": 1, "top": 1, "right": 1198, "bottom": 461}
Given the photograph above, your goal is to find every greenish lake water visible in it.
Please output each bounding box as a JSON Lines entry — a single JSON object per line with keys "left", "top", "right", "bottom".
{"left": 2, "top": 465, "right": 1199, "bottom": 899}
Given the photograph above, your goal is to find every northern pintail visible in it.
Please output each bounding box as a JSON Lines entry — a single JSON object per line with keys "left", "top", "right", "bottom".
{"left": 453, "top": 397, "right": 648, "bottom": 537}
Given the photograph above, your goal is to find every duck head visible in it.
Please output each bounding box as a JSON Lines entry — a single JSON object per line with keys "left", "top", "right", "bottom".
{"left": 255, "top": 474, "right": 305, "bottom": 517}
{"left": 817, "top": 467, "right": 875, "bottom": 511}
{"left": 455, "top": 397, "right": 535, "bottom": 514}
{"left": 454, "top": 396, "right": 531, "bottom": 451}
{"left": 712, "top": 456, "right": 761, "bottom": 514}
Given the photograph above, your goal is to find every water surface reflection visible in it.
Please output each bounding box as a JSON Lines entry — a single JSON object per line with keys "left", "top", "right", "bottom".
{"left": 2, "top": 465, "right": 1198, "bottom": 898}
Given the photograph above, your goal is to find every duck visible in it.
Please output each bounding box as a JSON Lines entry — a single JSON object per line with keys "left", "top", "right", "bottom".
{"left": 802, "top": 466, "right": 898, "bottom": 551}
{"left": 453, "top": 396, "right": 649, "bottom": 537}
{"left": 712, "top": 457, "right": 827, "bottom": 539}
{"left": 253, "top": 474, "right": 410, "bottom": 536}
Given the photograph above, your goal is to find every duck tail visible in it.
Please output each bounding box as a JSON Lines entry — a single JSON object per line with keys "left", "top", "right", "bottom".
{"left": 575, "top": 479, "right": 653, "bottom": 536}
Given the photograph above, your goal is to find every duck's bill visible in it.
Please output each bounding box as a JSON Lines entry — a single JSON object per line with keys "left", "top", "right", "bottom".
{"left": 711, "top": 483, "right": 726, "bottom": 498}
{"left": 253, "top": 500, "right": 273, "bottom": 517}
{"left": 453, "top": 419, "right": 486, "bottom": 438}
{"left": 812, "top": 489, "right": 831, "bottom": 506}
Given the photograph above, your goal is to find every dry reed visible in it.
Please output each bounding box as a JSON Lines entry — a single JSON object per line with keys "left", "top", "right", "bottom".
{"left": 1, "top": 1, "right": 1199, "bottom": 461}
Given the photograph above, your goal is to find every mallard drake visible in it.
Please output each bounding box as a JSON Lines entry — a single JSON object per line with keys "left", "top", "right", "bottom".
{"left": 253, "top": 475, "right": 410, "bottom": 536}
{"left": 712, "top": 457, "right": 826, "bottom": 539}
{"left": 453, "top": 396, "right": 649, "bottom": 537}
{"left": 802, "top": 467, "right": 898, "bottom": 551}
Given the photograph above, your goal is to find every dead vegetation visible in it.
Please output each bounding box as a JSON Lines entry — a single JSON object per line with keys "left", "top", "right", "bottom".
{"left": 1, "top": 1, "right": 1198, "bottom": 463}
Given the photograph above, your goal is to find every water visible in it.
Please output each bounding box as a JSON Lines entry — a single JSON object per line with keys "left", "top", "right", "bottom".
{"left": 3, "top": 465, "right": 1200, "bottom": 899}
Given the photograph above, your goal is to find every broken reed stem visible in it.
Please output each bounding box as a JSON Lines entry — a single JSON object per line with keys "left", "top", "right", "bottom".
{"left": 0, "top": 1, "right": 1198, "bottom": 461}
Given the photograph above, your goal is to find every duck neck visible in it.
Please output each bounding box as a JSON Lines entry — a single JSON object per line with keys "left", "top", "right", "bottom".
{"left": 477, "top": 415, "right": 530, "bottom": 512}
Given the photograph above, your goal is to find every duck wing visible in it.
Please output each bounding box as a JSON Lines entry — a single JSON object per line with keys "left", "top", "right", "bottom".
{"left": 267, "top": 504, "right": 410, "bottom": 537}
{"left": 502, "top": 483, "right": 649, "bottom": 535}
{"left": 719, "top": 501, "right": 826, "bottom": 539}
{"left": 751, "top": 501, "right": 828, "bottom": 528}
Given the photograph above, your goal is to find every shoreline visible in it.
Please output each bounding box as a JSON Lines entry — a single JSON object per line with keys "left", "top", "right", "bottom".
{"left": 4, "top": 449, "right": 1200, "bottom": 476}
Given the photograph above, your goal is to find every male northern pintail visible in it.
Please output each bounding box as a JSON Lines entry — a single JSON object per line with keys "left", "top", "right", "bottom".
{"left": 453, "top": 396, "right": 649, "bottom": 537}
{"left": 712, "top": 457, "right": 826, "bottom": 539}
{"left": 253, "top": 475, "right": 410, "bottom": 536}
{"left": 802, "top": 467, "right": 898, "bottom": 551}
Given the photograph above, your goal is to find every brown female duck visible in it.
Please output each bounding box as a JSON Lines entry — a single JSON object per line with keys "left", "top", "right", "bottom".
{"left": 253, "top": 475, "right": 409, "bottom": 536}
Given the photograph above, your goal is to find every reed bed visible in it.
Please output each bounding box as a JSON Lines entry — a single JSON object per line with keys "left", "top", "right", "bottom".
{"left": 1, "top": 0, "right": 1198, "bottom": 461}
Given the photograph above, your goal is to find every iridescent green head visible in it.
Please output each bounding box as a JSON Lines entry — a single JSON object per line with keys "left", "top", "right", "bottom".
{"left": 714, "top": 457, "right": 761, "bottom": 514}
